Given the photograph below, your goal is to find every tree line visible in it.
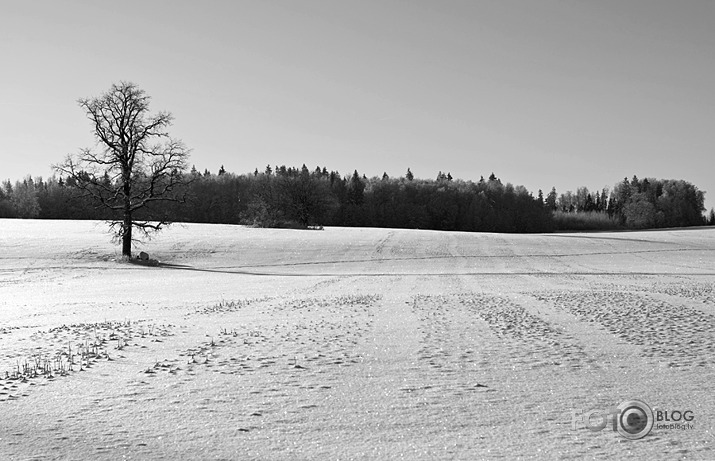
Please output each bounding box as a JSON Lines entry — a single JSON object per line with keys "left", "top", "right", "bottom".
{"left": 0, "top": 168, "right": 551, "bottom": 232}
{"left": 184, "top": 167, "right": 553, "bottom": 232}
{"left": 1, "top": 167, "right": 711, "bottom": 232}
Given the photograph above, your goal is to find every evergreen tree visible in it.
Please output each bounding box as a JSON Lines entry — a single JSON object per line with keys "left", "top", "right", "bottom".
{"left": 631, "top": 175, "right": 640, "bottom": 192}
{"left": 546, "top": 187, "right": 557, "bottom": 211}
{"left": 329, "top": 171, "right": 339, "bottom": 186}
{"left": 347, "top": 170, "right": 365, "bottom": 205}
{"left": 584, "top": 193, "right": 595, "bottom": 212}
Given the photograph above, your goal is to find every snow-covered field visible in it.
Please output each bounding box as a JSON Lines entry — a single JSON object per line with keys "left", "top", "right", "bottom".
{"left": 1, "top": 219, "right": 714, "bottom": 460}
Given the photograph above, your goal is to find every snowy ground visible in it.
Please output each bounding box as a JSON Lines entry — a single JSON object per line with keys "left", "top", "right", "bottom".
{"left": 1, "top": 219, "right": 714, "bottom": 460}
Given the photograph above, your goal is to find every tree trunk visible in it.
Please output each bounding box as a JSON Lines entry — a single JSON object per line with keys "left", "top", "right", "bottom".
{"left": 122, "top": 211, "right": 132, "bottom": 258}
{"left": 122, "top": 166, "right": 132, "bottom": 258}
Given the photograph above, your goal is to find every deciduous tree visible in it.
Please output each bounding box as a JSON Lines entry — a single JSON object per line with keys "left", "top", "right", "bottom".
{"left": 55, "top": 82, "right": 190, "bottom": 258}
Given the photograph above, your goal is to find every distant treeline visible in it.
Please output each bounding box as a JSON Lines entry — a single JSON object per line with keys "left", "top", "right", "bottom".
{"left": 1, "top": 166, "right": 711, "bottom": 232}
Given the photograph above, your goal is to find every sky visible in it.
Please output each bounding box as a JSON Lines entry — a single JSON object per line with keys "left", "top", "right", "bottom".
{"left": 2, "top": 1, "right": 714, "bottom": 211}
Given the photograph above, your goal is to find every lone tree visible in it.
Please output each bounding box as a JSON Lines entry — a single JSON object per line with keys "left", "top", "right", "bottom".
{"left": 56, "top": 82, "right": 190, "bottom": 258}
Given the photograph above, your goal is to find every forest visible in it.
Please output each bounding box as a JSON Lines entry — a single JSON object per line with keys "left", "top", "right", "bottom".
{"left": 1, "top": 166, "right": 711, "bottom": 233}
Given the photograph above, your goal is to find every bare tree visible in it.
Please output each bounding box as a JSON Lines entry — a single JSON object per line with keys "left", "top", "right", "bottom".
{"left": 55, "top": 82, "right": 190, "bottom": 258}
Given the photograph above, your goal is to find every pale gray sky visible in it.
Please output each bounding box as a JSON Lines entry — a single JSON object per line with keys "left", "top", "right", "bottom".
{"left": 2, "top": 1, "right": 714, "bottom": 210}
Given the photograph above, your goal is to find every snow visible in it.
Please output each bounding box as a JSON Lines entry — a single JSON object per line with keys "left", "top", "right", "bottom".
{"left": 1, "top": 219, "right": 714, "bottom": 459}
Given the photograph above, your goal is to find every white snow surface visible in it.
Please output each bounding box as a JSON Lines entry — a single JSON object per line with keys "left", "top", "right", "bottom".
{"left": 1, "top": 219, "right": 714, "bottom": 460}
